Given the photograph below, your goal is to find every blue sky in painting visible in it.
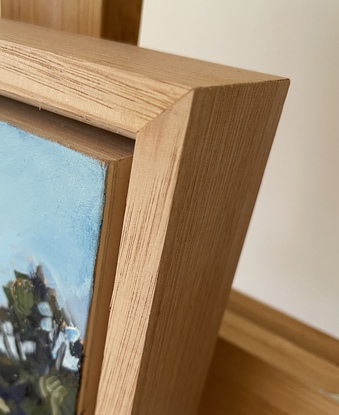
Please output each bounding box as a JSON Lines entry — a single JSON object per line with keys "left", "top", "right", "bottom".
{"left": 0, "top": 121, "right": 107, "bottom": 336}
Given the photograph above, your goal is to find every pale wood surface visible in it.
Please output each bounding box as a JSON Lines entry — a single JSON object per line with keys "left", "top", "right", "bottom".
{"left": 79, "top": 155, "right": 132, "bottom": 415}
{"left": 1, "top": 0, "right": 142, "bottom": 43}
{"left": 1, "top": 0, "right": 103, "bottom": 37}
{"left": 228, "top": 289, "right": 339, "bottom": 363}
{"left": 95, "top": 75, "right": 289, "bottom": 415}
{"left": 0, "top": 95, "right": 133, "bottom": 161}
{"left": 0, "top": 21, "right": 289, "bottom": 414}
{"left": 0, "top": 95, "right": 134, "bottom": 415}
{"left": 199, "top": 340, "right": 339, "bottom": 415}
{"left": 0, "top": 19, "right": 284, "bottom": 138}
{"left": 102, "top": 0, "right": 142, "bottom": 44}
{"left": 220, "top": 311, "right": 339, "bottom": 393}
{"left": 199, "top": 291, "right": 339, "bottom": 415}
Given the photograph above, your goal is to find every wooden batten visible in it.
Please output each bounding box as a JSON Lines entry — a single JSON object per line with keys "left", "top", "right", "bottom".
{"left": 199, "top": 291, "right": 339, "bottom": 415}
{"left": 102, "top": 0, "right": 142, "bottom": 44}
{"left": 1, "top": 0, "right": 142, "bottom": 43}
{"left": 1, "top": 0, "right": 103, "bottom": 37}
{"left": 227, "top": 289, "right": 339, "bottom": 364}
{"left": 200, "top": 340, "right": 339, "bottom": 415}
{"left": 0, "top": 20, "right": 289, "bottom": 414}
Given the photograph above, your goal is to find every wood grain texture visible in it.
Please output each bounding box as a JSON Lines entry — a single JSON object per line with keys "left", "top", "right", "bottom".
{"left": 0, "top": 95, "right": 133, "bottom": 162}
{"left": 220, "top": 311, "right": 339, "bottom": 393}
{"left": 1, "top": 0, "right": 103, "bottom": 37}
{"left": 0, "top": 21, "right": 289, "bottom": 414}
{"left": 0, "top": 19, "right": 284, "bottom": 138}
{"left": 199, "top": 340, "right": 339, "bottom": 415}
{"left": 79, "top": 156, "right": 132, "bottom": 415}
{"left": 95, "top": 81, "right": 289, "bottom": 415}
{"left": 102, "top": 0, "right": 142, "bottom": 44}
{"left": 0, "top": 95, "right": 134, "bottom": 415}
{"left": 199, "top": 291, "right": 339, "bottom": 415}
{"left": 1, "top": 0, "right": 142, "bottom": 42}
{"left": 227, "top": 289, "right": 339, "bottom": 363}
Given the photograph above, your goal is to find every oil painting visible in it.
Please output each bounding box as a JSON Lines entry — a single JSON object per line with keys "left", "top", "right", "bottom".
{"left": 0, "top": 121, "right": 107, "bottom": 414}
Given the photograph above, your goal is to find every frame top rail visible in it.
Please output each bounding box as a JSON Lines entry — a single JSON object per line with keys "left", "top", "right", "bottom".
{"left": 0, "top": 18, "right": 290, "bottom": 415}
{"left": 0, "top": 19, "right": 285, "bottom": 138}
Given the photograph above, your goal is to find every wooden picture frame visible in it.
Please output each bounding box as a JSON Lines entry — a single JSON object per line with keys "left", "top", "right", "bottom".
{"left": 0, "top": 19, "right": 289, "bottom": 415}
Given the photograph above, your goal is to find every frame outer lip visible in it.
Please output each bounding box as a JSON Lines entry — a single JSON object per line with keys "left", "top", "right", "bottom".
{"left": 95, "top": 78, "right": 289, "bottom": 415}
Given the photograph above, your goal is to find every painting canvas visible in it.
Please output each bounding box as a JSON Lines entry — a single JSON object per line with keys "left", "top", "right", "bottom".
{"left": 0, "top": 120, "right": 113, "bottom": 414}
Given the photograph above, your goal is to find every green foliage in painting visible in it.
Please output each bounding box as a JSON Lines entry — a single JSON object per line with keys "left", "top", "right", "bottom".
{"left": 0, "top": 266, "right": 83, "bottom": 414}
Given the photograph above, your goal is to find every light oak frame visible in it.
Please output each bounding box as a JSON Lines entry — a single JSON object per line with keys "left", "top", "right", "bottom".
{"left": 0, "top": 19, "right": 289, "bottom": 415}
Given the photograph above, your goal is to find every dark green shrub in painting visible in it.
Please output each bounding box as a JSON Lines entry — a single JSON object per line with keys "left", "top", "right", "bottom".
{"left": 0, "top": 266, "right": 83, "bottom": 414}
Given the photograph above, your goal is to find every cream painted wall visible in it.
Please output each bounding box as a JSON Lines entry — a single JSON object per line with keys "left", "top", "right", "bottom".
{"left": 139, "top": 0, "right": 339, "bottom": 338}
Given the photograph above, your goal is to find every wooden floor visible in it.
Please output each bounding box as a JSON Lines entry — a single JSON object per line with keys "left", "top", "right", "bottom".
{"left": 199, "top": 291, "right": 339, "bottom": 415}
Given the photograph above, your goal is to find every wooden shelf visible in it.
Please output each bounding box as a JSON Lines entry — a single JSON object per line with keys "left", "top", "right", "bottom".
{"left": 199, "top": 291, "right": 339, "bottom": 415}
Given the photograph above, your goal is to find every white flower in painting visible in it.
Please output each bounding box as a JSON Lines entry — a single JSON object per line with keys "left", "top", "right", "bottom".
{"left": 65, "top": 326, "right": 81, "bottom": 343}
{"left": 40, "top": 317, "right": 53, "bottom": 331}
{"left": 0, "top": 322, "right": 36, "bottom": 361}
{"left": 2, "top": 321, "right": 13, "bottom": 335}
{"left": 21, "top": 341, "right": 36, "bottom": 356}
{"left": 0, "top": 332, "right": 19, "bottom": 360}
{"left": 52, "top": 330, "right": 80, "bottom": 371}
{"left": 37, "top": 301, "right": 53, "bottom": 317}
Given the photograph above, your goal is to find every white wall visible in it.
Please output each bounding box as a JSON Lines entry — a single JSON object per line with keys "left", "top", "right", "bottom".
{"left": 139, "top": 0, "right": 339, "bottom": 338}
